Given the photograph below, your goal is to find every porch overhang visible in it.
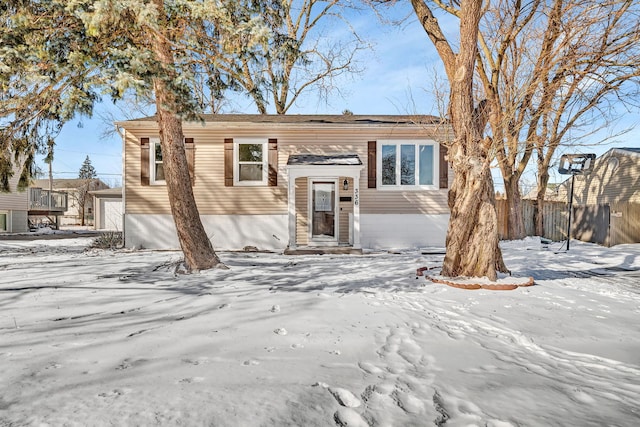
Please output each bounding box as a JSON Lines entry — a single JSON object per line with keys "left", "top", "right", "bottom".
{"left": 285, "top": 154, "right": 365, "bottom": 250}
{"left": 286, "top": 154, "right": 363, "bottom": 178}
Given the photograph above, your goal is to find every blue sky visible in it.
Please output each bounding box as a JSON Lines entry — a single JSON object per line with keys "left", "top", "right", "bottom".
{"left": 40, "top": 2, "right": 640, "bottom": 191}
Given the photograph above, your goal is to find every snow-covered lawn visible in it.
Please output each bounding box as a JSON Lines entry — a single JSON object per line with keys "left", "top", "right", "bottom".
{"left": 0, "top": 237, "right": 638, "bottom": 426}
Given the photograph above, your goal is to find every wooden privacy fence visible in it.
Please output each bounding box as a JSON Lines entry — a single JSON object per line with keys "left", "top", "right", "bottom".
{"left": 496, "top": 199, "right": 640, "bottom": 246}
{"left": 609, "top": 202, "right": 640, "bottom": 246}
{"left": 496, "top": 199, "right": 568, "bottom": 242}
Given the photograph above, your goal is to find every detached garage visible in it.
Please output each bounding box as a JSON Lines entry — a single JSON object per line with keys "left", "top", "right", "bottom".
{"left": 91, "top": 187, "right": 123, "bottom": 231}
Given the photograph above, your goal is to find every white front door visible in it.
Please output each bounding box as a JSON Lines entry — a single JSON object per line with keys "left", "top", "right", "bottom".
{"left": 309, "top": 180, "right": 338, "bottom": 244}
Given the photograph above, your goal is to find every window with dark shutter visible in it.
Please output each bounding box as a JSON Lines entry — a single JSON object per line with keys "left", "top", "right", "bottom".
{"left": 185, "top": 138, "right": 195, "bottom": 184}
{"left": 224, "top": 138, "right": 234, "bottom": 186}
{"left": 140, "top": 138, "right": 150, "bottom": 186}
{"left": 368, "top": 141, "right": 377, "bottom": 188}
{"left": 439, "top": 145, "right": 448, "bottom": 189}
{"left": 268, "top": 138, "right": 278, "bottom": 187}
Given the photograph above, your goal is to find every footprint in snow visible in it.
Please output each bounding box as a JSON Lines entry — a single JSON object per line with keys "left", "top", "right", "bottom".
{"left": 242, "top": 359, "right": 260, "bottom": 366}
{"left": 290, "top": 343, "right": 304, "bottom": 349}
{"left": 45, "top": 362, "right": 62, "bottom": 370}
{"left": 115, "top": 358, "right": 148, "bottom": 370}
{"left": 392, "top": 389, "right": 424, "bottom": 414}
{"left": 329, "top": 387, "right": 361, "bottom": 408}
{"left": 333, "top": 407, "right": 368, "bottom": 427}
{"left": 182, "top": 357, "right": 209, "bottom": 366}
{"left": 177, "top": 377, "right": 205, "bottom": 384}
{"left": 270, "top": 305, "right": 280, "bottom": 313}
{"left": 274, "top": 328, "right": 287, "bottom": 335}
{"left": 98, "top": 388, "right": 132, "bottom": 398}
{"left": 358, "top": 361, "right": 384, "bottom": 375}
{"left": 569, "top": 387, "right": 595, "bottom": 404}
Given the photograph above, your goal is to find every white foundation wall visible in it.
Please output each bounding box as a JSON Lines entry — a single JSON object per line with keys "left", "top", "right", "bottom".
{"left": 11, "top": 210, "right": 29, "bottom": 233}
{"left": 125, "top": 214, "right": 289, "bottom": 251}
{"left": 360, "top": 214, "right": 449, "bottom": 249}
{"left": 2, "top": 210, "right": 29, "bottom": 233}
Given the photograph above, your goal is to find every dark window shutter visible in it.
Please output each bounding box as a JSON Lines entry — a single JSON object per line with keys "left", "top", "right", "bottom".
{"left": 268, "top": 138, "right": 278, "bottom": 187}
{"left": 224, "top": 138, "right": 234, "bottom": 187}
{"left": 439, "top": 144, "right": 449, "bottom": 189}
{"left": 140, "top": 138, "right": 150, "bottom": 186}
{"left": 367, "top": 141, "right": 377, "bottom": 188}
{"left": 185, "top": 138, "right": 195, "bottom": 184}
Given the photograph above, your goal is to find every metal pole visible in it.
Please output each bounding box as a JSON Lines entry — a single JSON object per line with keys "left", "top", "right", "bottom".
{"left": 567, "top": 174, "right": 575, "bottom": 251}
{"left": 48, "top": 158, "right": 53, "bottom": 227}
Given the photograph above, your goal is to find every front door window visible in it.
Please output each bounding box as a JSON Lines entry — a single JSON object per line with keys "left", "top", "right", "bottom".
{"left": 311, "top": 181, "right": 336, "bottom": 240}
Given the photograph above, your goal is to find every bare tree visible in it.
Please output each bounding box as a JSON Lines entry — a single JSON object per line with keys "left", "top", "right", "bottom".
{"left": 529, "top": 0, "right": 640, "bottom": 235}
{"left": 433, "top": 0, "right": 640, "bottom": 239}
{"left": 195, "top": 0, "right": 368, "bottom": 114}
{"left": 411, "top": 0, "right": 509, "bottom": 280}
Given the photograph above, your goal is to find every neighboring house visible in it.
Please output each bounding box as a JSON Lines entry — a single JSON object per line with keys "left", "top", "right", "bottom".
{"left": 32, "top": 178, "right": 109, "bottom": 226}
{"left": 90, "top": 187, "right": 123, "bottom": 231}
{"left": 117, "top": 115, "right": 453, "bottom": 252}
{"left": 552, "top": 147, "right": 640, "bottom": 246}
{"left": 0, "top": 161, "right": 29, "bottom": 233}
{"left": 521, "top": 183, "right": 560, "bottom": 200}
{"left": 553, "top": 148, "right": 640, "bottom": 204}
{"left": 0, "top": 163, "right": 69, "bottom": 232}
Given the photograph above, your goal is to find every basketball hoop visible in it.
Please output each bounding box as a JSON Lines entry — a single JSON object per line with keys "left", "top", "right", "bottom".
{"left": 558, "top": 154, "right": 595, "bottom": 175}
{"left": 557, "top": 153, "right": 596, "bottom": 251}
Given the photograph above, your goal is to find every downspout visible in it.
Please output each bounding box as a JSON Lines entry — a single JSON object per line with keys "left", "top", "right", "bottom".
{"left": 115, "top": 124, "right": 126, "bottom": 245}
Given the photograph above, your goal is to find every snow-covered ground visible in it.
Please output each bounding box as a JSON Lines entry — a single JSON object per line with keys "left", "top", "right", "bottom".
{"left": 0, "top": 236, "right": 638, "bottom": 426}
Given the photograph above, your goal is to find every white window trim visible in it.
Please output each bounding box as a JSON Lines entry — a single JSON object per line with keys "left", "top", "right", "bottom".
{"left": 149, "top": 138, "right": 165, "bottom": 185}
{"left": 0, "top": 211, "right": 8, "bottom": 232}
{"left": 233, "top": 138, "right": 268, "bottom": 186}
{"left": 307, "top": 178, "right": 339, "bottom": 245}
{"left": 376, "top": 140, "right": 439, "bottom": 190}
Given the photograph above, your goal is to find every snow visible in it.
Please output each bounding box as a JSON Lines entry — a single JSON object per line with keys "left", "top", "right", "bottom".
{"left": 0, "top": 236, "right": 639, "bottom": 426}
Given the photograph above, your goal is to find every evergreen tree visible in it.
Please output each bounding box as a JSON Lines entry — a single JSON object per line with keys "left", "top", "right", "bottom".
{"left": 79, "top": 156, "right": 97, "bottom": 180}
{"left": 77, "top": 156, "right": 97, "bottom": 226}
{"left": 0, "top": 0, "right": 267, "bottom": 270}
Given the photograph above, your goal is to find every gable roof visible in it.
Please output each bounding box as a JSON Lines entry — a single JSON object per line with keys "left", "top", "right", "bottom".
{"left": 89, "top": 187, "right": 122, "bottom": 197}
{"left": 31, "top": 178, "right": 108, "bottom": 190}
{"left": 616, "top": 147, "right": 640, "bottom": 155}
{"left": 117, "top": 114, "right": 444, "bottom": 127}
{"left": 287, "top": 154, "right": 363, "bottom": 166}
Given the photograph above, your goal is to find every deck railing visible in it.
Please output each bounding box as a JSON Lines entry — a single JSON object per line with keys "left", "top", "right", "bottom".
{"left": 28, "top": 188, "right": 68, "bottom": 212}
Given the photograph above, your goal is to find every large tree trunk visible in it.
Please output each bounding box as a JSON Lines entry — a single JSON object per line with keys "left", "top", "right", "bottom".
{"left": 411, "top": 0, "right": 509, "bottom": 281}
{"left": 443, "top": 144, "right": 509, "bottom": 280}
{"left": 151, "top": 0, "right": 222, "bottom": 271}
{"left": 534, "top": 164, "right": 551, "bottom": 237}
{"left": 503, "top": 175, "right": 526, "bottom": 240}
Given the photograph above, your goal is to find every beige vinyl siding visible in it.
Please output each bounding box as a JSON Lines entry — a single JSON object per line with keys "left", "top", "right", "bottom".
{"left": 338, "top": 177, "right": 353, "bottom": 243}
{"left": 123, "top": 121, "right": 452, "bottom": 216}
{"left": 10, "top": 210, "right": 28, "bottom": 231}
{"left": 0, "top": 167, "right": 29, "bottom": 211}
{"left": 295, "top": 177, "right": 309, "bottom": 245}
{"left": 125, "top": 128, "right": 287, "bottom": 215}
{"left": 360, "top": 191, "right": 449, "bottom": 214}
{"left": 555, "top": 151, "right": 640, "bottom": 205}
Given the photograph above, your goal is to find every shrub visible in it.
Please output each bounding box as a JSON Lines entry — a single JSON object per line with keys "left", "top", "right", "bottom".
{"left": 91, "top": 231, "right": 123, "bottom": 249}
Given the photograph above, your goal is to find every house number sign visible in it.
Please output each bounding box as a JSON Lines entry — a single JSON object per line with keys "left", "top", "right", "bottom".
{"left": 354, "top": 188, "right": 359, "bottom": 206}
